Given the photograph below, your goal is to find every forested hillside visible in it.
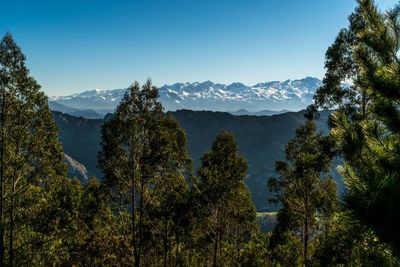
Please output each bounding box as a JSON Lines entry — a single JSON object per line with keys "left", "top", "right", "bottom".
{"left": 1, "top": 0, "right": 400, "bottom": 265}
{"left": 53, "top": 109, "right": 335, "bottom": 211}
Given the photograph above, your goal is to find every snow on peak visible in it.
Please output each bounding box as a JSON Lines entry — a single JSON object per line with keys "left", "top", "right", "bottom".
{"left": 51, "top": 77, "right": 323, "bottom": 112}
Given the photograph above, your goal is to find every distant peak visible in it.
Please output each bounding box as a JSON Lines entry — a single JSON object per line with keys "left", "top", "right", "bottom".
{"left": 302, "top": 76, "right": 319, "bottom": 80}
{"left": 228, "top": 82, "right": 246, "bottom": 87}
{"left": 199, "top": 80, "right": 215, "bottom": 86}
{"left": 51, "top": 76, "right": 322, "bottom": 113}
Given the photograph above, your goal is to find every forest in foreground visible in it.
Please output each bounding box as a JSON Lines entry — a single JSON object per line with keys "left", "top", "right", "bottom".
{"left": 1, "top": 0, "right": 400, "bottom": 266}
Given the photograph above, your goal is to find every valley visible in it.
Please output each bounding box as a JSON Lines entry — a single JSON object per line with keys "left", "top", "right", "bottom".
{"left": 54, "top": 109, "right": 339, "bottom": 212}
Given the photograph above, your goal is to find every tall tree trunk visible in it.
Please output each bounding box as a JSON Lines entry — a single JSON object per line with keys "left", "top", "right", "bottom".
{"left": 304, "top": 192, "right": 309, "bottom": 267}
{"left": 213, "top": 206, "right": 219, "bottom": 267}
{"left": 9, "top": 136, "right": 19, "bottom": 267}
{"left": 0, "top": 89, "right": 5, "bottom": 267}
{"left": 130, "top": 133, "right": 140, "bottom": 267}
{"left": 304, "top": 217, "right": 308, "bottom": 267}
{"left": 175, "top": 237, "right": 179, "bottom": 267}
{"left": 164, "top": 218, "right": 168, "bottom": 267}
{"left": 218, "top": 229, "right": 223, "bottom": 264}
{"left": 131, "top": 144, "right": 138, "bottom": 267}
{"left": 9, "top": 176, "right": 14, "bottom": 267}
{"left": 169, "top": 227, "right": 172, "bottom": 266}
{"left": 236, "top": 233, "right": 240, "bottom": 267}
{"left": 213, "top": 234, "right": 218, "bottom": 267}
{"left": 137, "top": 180, "right": 144, "bottom": 267}
{"left": 132, "top": 186, "right": 137, "bottom": 267}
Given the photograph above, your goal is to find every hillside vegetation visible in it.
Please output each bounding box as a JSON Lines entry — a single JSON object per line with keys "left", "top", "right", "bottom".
{"left": 0, "top": 0, "right": 400, "bottom": 265}
{"left": 53, "top": 109, "right": 335, "bottom": 211}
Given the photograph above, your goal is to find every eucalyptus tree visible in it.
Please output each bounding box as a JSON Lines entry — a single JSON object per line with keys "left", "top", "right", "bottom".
{"left": 196, "top": 130, "right": 257, "bottom": 267}
{"left": 99, "top": 80, "right": 193, "bottom": 266}
{"left": 146, "top": 114, "right": 193, "bottom": 266}
{"left": 99, "top": 80, "right": 162, "bottom": 266}
{"left": 268, "top": 113, "right": 337, "bottom": 266}
{"left": 0, "top": 33, "right": 66, "bottom": 265}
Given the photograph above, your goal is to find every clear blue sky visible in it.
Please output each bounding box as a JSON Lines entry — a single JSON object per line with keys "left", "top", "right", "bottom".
{"left": 0, "top": 0, "right": 397, "bottom": 95}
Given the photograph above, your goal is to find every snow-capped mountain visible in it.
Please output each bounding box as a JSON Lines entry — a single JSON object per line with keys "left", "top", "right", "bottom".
{"left": 50, "top": 77, "right": 322, "bottom": 114}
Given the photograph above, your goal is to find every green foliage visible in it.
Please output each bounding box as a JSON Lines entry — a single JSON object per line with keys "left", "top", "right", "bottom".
{"left": 53, "top": 108, "right": 334, "bottom": 211}
{"left": 194, "top": 130, "right": 258, "bottom": 266}
{"left": 241, "top": 233, "right": 274, "bottom": 267}
{"left": 0, "top": 32, "right": 67, "bottom": 265}
{"left": 268, "top": 117, "right": 338, "bottom": 266}
{"left": 8, "top": 1, "right": 400, "bottom": 262}
{"left": 311, "top": 212, "right": 399, "bottom": 267}
{"left": 99, "top": 80, "right": 196, "bottom": 266}
{"left": 314, "top": 0, "right": 400, "bottom": 255}
{"left": 0, "top": 36, "right": 264, "bottom": 264}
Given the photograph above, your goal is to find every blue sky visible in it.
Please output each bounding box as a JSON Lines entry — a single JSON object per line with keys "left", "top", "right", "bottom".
{"left": 0, "top": 0, "right": 397, "bottom": 95}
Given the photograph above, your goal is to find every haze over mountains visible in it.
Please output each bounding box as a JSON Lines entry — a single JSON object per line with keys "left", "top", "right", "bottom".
{"left": 49, "top": 77, "right": 322, "bottom": 116}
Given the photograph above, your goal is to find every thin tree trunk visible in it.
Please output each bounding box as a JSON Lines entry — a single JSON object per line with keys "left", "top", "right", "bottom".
{"left": 9, "top": 134, "right": 20, "bottom": 267}
{"left": 304, "top": 192, "right": 309, "bottom": 267}
{"left": 304, "top": 218, "right": 308, "bottom": 267}
{"left": 169, "top": 227, "right": 172, "bottom": 266}
{"left": 132, "top": 186, "right": 137, "bottom": 267}
{"left": 218, "top": 230, "right": 223, "bottom": 264}
{"left": 213, "top": 206, "right": 219, "bottom": 267}
{"left": 9, "top": 176, "right": 14, "bottom": 267}
{"left": 0, "top": 88, "right": 5, "bottom": 267}
{"left": 131, "top": 139, "right": 138, "bottom": 267}
{"left": 213, "top": 234, "right": 218, "bottom": 267}
{"left": 164, "top": 218, "right": 168, "bottom": 267}
{"left": 236, "top": 234, "right": 240, "bottom": 267}
{"left": 137, "top": 180, "right": 144, "bottom": 267}
{"left": 130, "top": 133, "right": 140, "bottom": 267}
{"left": 175, "top": 237, "right": 179, "bottom": 267}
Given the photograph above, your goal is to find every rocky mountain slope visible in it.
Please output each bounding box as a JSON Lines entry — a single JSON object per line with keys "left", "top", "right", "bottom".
{"left": 65, "top": 154, "right": 90, "bottom": 183}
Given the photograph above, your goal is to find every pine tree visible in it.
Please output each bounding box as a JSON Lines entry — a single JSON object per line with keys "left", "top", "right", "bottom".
{"left": 268, "top": 114, "right": 337, "bottom": 266}
{"left": 0, "top": 33, "right": 66, "bottom": 265}
{"left": 314, "top": 0, "right": 400, "bottom": 253}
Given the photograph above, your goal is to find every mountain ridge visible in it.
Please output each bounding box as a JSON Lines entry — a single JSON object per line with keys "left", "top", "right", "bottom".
{"left": 50, "top": 77, "right": 322, "bottom": 114}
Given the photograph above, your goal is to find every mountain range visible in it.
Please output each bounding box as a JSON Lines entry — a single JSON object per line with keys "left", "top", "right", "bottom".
{"left": 50, "top": 77, "right": 322, "bottom": 115}
{"left": 50, "top": 76, "right": 342, "bottom": 211}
